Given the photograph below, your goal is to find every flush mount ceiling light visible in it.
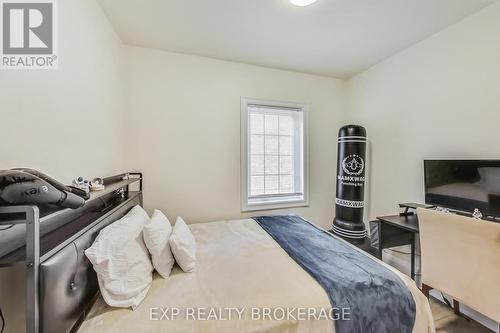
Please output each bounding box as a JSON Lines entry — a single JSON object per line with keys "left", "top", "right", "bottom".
{"left": 290, "top": 0, "right": 318, "bottom": 6}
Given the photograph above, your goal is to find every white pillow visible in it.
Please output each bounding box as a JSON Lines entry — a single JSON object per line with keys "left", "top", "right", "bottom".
{"left": 169, "top": 217, "right": 196, "bottom": 272}
{"left": 143, "top": 210, "right": 175, "bottom": 278}
{"left": 85, "top": 205, "right": 153, "bottom": 310}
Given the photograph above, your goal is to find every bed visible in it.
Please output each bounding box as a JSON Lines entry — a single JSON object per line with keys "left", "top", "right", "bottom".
{"left": 79, "top": 217, "right": 434, "bottom": 333}
{"left": 0, "top": 173, "right": 435, "bottom": 333}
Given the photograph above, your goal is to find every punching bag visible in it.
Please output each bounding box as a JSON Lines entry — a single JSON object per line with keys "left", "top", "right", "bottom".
{"left": 332, "top": 125, "right": 367, "bottom": 240}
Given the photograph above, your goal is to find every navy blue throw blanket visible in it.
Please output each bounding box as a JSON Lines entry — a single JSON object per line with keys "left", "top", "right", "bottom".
{"left": 253, "top": 215, "right": 416, "bottom": 333}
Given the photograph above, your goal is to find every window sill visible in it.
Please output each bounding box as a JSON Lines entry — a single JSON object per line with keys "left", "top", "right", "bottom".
{"left": 242, "top": 197, "right": 309, "bottom": 212}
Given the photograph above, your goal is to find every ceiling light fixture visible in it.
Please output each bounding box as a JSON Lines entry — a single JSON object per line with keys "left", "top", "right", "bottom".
{"left": 290, "top": 0, "right": 318, "bottom": 6}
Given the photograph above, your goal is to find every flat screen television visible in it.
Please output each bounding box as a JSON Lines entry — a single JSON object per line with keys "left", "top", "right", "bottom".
{"left": 424, "top": 160, "right": 500, "bottom": 218}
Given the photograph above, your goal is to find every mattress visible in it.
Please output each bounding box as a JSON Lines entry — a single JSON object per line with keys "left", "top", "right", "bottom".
{"left": 79, "top": 218, "right": 434, "bottom": 333}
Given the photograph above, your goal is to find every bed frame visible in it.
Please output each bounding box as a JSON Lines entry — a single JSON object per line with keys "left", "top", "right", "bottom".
{"left": 0, "top": 172, "right": 144, "bottom": 333}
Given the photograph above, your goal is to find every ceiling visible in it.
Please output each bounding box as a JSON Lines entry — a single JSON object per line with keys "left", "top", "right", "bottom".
{"left": 97, "top": 0, "right": 496, "bottom": 79}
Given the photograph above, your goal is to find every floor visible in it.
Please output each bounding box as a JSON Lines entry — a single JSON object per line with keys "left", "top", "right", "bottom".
{"left": 431, "top": 298, "right": 495, "bottom": 333}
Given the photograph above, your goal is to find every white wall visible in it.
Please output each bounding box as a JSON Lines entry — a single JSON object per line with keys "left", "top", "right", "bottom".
{"left": 0, "top": 0, "right": 125, "bottom": 331}
{"left": 347, "top": 1, "right": 500, "bottom": 220}
{"left": 123, "top": 46, "right": 346, "bottom": 229}
{"left": 346, "top": 3, "right": 500, "bottom": 330}
{"left": 0, "top": 0, "right": 125, "bottom": 183}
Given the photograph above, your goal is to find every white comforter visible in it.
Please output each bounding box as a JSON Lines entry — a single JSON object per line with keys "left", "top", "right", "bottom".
{"left": 79, "top": 219, "right": 435, "bottom": 333}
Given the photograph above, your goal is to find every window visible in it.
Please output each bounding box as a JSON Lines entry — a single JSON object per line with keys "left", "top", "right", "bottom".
{"left": 241, "top": 98, "right": 308, "bottom": 211}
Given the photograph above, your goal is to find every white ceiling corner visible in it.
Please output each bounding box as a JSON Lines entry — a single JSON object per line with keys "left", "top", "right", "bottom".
{"left": 98, "top": 0, "right": 497, "bottom": 79}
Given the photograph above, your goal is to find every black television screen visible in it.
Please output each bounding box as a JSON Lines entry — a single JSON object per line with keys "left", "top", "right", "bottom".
{"left": 424, "top": 160, "right": 500, "bottom": 217}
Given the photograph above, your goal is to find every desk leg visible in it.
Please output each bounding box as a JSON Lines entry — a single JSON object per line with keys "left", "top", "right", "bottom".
{"left": 377, "top": 247, "right": 383, "bottom": 260}
{"left": 377, "top": 222, "right": 383, "bottom": 260}
{"left": 410, "top": 234, "right": 415, "bottom": 281}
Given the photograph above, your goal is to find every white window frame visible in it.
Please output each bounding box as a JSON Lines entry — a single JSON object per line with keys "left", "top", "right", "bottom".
{"left": 241, "top": 97, "right": 309, "bottom": 212}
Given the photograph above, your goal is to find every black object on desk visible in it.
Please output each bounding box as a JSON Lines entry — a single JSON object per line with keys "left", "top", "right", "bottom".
{"left": 370, "top": 214, "right": 420, "bottom": 280}
{"left": 399, "top": 202, "right": 435, "bottom": 216}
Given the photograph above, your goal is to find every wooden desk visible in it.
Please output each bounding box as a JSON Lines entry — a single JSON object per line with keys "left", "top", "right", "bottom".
{"left": 373, "top": 214, "right": 419, "bottom": 280}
